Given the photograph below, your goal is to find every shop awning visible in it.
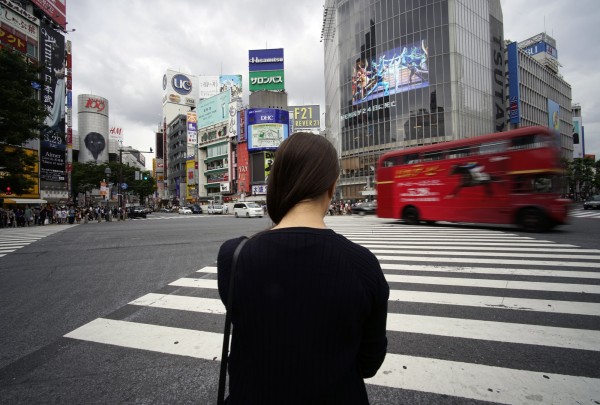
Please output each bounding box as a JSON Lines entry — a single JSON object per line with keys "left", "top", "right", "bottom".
{"left": 3, "top": 198, "right": 48, "bottom": 204}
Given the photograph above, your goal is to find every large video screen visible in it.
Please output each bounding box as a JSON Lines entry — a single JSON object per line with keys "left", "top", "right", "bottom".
{"left": 351, "top": 40, "right": 429, "bottom": 105}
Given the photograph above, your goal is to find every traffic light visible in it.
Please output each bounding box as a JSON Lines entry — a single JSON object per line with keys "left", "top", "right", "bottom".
{"left": 5, "top": 186, "right": 11, "bottom": 195}
{"left": 143, "top": 174, "right": 148, "bottom": 181}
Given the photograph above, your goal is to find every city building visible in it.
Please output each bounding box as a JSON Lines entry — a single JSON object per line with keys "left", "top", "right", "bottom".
{"left": 572, "top": 104, "right": 584, "bottom": 159}
{"left": 323, "top": 0, "right": 507, "bottom": 200}
{"left": 506, "top": 32, "right": 573, "bottom": 158}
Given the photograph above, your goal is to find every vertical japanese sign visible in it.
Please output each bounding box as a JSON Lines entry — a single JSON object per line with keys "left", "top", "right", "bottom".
{"left": 39, "top": 22, "right": 66, "bottom": 184}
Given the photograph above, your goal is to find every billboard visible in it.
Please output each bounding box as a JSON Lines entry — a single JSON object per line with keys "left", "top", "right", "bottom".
{"left": 351, "top": 40, "right": 429, "bottom": 105}
{"left": 197, "top": 75, "right": 243, "bottom": 100}
{"left": 30, "top": 0, "right": 66, "bottom": 30}
{"left": 163, "top": 69, "right": 197, "bottom": 107}
{"left": 187, "top": 112, "right": 198, "bottom": 143}
{"left": 523, "top": 41, "right": 558, "bottom": 59}
{"left": 220, "top": 75, "right": 243, "bottom": 99}
{"left": 197, "top": 89, "right": 231, "bottom": 129}
{"left": 78, "top": 94, "right": 109, "bottom": 163}
{"left": 249, "top": 69, "right": 285, "bottom": 92}
{"left": 507, "top": 42, "right": 521, "bottom": 125}
{"left": 237, "top": 142, "right": 249, "bottom": 194}
{"left": 198, "top": 75, "right": 220, "bottom": 100}
{"left": 248, "top": 48, "right": 284, "bottom": 92}
{"left": 0, "top": 0, "right": 39, "bottom": 40}
{"left": 288, "top": 105, "right": 321, "bottom": 129}
{"left": 238, "top": 109, "right": 247, "bottom": 142}
{"left": 249, "top": 48, "right": 284, "bottom": 72}
{"left": 547, "top": 99, "right": 560, "bottom": 131}
{"left": 247, "top": 108, "right": 289, "bottom": 151}
{"left": 572, "top": 117, "right": 584, "bottom": 159}
{"left": 39, "top": 22, "right": 66, "bottom": 184}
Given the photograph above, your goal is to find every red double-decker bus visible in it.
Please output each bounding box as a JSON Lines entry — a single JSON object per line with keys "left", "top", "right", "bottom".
{"left": 376, "top": 126, "right": 570, "bottom": 232}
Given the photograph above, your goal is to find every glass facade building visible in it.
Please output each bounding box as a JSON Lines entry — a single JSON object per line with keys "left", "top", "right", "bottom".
{"left": 323, "top": 0, "right": 504, "bottom": 199}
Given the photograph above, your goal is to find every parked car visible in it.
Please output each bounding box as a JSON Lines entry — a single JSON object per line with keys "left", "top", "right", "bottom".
{"left": 129, "top": 206, "right": 147, "bottom": 218}
{"left": 351, "top": 201, "right": 377, "bottom": 216}
{"left": 178, "top": 207, "right": 192, "bottom": 215}
{"left": 233, "top": 202, "right": 263, "bottom": 218}
{"left": 190, "top": 205, "right": 202, "bottom": 214}
{"left": 160, "top": 207, "right": 172, "bottom": 213}
{"left": 583, "top": 195, "right": 600, "bottom": 210}
{"left": 207, "top": 205, "right": 225, "bottom": 215}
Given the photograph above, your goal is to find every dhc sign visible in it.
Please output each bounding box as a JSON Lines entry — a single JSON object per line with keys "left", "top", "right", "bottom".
{"left": 172, "top": 74, "right": 192, "bottom": 95}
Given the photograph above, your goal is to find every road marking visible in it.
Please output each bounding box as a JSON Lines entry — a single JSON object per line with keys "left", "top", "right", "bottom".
{"left": 389, "top": 290, "right": 600, "bottom": 316}
{"left": 376, "top": 255, "right": 600, "bottom": 268}
{"left": 130, "top": 293, "right": 600, "bottom": 351}
{"left": 368, "top": 353, "right": 600, "bottom": 405}
{"left": 169, "top": 277, "right": 600, "bottom": 316}
{"left": 64, "top": 318, "right": 225, "bottom": 360}
{"left": 380, "top": 263, "right": 600, "bottom": 280}
{"left": 362, "top": 244, "right": 600, "bottom": 253}
{"left": 349, "top": 239, "right": 577, "bottom": 247}
{"left": 385, "top": 274, "right": 600, "bottom": 294}
{"left": 371, "top": 249, "right": 600, "bottom": 260}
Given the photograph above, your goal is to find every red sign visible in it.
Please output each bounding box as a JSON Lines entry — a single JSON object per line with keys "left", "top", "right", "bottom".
{"left": 85, "top": 98, "right": 106, "bottom": 112}
{"left": 237, "top": 142, "right": 249, "bottom": 193}
{"left": 30, "top": 0, "right": 67, "bottom": 30}
{"left": 0, "top": 27, "right": 27, "bottom": 53}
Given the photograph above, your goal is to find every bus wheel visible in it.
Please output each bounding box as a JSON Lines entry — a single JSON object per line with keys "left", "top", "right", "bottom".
{"left": 402, "top": 207, "right": 419, "bottom": 225}
{"left": 518, "top": 208, "right": 548, "bottom": 232}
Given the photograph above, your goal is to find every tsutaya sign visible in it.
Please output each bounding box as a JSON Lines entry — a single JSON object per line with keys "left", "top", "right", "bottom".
{"left": 248, "top": 48, "right": 284, "bottom": 92}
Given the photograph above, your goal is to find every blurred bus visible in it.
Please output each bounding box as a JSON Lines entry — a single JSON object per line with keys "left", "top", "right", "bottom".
{"left": 376, "top": 126, "right": 569, "bottom": 232}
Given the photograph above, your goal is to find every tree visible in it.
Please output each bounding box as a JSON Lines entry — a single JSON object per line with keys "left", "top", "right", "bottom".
{"left": 0, "top": 47, "right": 48, "bottom": 195}
{"left": 130, "top": 171, "right": 156, "bottom": 205}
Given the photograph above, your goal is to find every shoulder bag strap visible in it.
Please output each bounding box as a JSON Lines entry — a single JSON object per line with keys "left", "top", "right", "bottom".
{"left": 217, "top": 237, "right": 249, "bottom": 405}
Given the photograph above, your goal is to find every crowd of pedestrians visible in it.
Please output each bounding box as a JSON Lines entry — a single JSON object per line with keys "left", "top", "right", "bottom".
{"left": 0, "top": 205, "right": 133, "bottom": 228}
{"left": 328, "top": 200, "right": 373, "bottom": 216}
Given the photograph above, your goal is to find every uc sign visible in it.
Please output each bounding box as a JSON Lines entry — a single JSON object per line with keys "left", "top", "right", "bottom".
{"left": 172, "top": 74, "right": 192, "bottom": 95}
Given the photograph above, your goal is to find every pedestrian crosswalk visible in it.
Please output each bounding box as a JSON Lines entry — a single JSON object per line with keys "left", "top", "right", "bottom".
{"left": 570, "top": 207, "right": 600, "bottom": 219}
{"left": 0, "top": 225, "right": 76, "bottom": 258}
{"left": 64, "top": 217, "right": 600, "bottom": 404}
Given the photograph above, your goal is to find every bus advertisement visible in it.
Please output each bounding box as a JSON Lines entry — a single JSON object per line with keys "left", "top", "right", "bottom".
{"left": 376, "top": 126, "right": 570, "bottom": 232}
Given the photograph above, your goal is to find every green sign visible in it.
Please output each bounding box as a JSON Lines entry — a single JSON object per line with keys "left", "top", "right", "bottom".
{"left": 249, "top": 69, "right": 285, "bottom": 91}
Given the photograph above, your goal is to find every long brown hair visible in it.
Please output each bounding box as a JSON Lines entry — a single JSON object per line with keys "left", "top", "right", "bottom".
{"left": 267, "top": 132, "right": 339, "bottom": 224}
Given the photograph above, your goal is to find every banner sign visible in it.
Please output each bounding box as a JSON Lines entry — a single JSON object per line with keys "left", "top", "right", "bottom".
{"left": 249, "top": 69, "right": 284, "bottom": 92}
{"left": 288, "top": 105, "right": 321, "bottom": 129}
{"left": 249, "top": 48, "right": 284, "bottom": 72}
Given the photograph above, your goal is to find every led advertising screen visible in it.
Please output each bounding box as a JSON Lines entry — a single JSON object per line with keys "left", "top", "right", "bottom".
{"left": 351, "top": 40, "right": 429, "bottom": 105}
{"left": 247, "top": 108, "right": 289, "bottom": 151}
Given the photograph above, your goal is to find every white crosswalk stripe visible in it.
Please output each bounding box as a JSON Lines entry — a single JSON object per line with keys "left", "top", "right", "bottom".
{"left": 570, "top": 207, "right": 600, "bottom": 219}
{"left": 64, "top": 217, "right": 600, "bottom": 404}
{"left": 0, "top": 225, "right": 76, "bottom": 258}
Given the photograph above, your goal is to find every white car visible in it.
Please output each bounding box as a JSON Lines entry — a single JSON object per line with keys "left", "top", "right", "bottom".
{"left": 207, "top": 205, "right": 226, "bottom": 214}
{"left": 233, "top": 202, "right": 264, "bottom": 218}
{"left": 178, "top": 207, "right": 192, "bottom": 215}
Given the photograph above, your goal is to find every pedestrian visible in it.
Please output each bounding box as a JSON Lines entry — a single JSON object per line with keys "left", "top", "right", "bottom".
{"left": 217, "top": 132, "right": 389, "bottom": 404}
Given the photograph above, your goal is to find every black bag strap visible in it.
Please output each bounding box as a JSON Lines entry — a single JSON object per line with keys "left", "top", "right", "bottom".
{"left": 217, "top": 237, "right": 249, "bottom": 405}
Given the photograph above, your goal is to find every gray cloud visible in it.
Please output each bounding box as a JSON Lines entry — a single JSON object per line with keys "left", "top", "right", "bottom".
{"left": 68, "top": 0, "right": 599, "bottom": 166}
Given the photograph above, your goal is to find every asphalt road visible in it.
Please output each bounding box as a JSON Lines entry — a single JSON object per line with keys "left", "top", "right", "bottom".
{"left": 0, "top": 211, "right": 599, "bottom": 404}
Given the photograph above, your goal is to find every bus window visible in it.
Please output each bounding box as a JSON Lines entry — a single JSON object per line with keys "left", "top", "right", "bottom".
{"left": 480, "top": 140, "right": 507, "bottom": 155}
{"left": 510, "top": 134, "right": 549, "bottom": 151}
{"left": 422, "top": 150, "right": 444, "bottom": 162}
{"left": 403, "top": 153, "right": 421, "bottom": 165}
{"left": 447, "top": 146, "right": 471, "bottom": 159}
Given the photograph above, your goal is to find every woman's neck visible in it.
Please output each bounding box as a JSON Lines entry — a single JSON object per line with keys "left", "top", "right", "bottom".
{"left": 272, "top": 198, "right": 328, "bottom": 229}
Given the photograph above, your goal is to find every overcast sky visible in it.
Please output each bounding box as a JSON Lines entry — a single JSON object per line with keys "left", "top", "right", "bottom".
{"left": 67, "top": 0, "right": 600, "bottom": 168}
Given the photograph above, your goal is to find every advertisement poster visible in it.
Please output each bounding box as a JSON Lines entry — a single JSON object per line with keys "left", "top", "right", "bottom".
{"left": 187, "top": 112, "right": 198, "bottom": 143}
{"left": 351, "top": 40, "right": 429, "bottom": 105}
{"left": 197, "top": 89, "right": 231, "bottom": 128}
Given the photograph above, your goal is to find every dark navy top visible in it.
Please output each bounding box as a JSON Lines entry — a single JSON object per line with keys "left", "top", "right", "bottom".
{"left": 218, "top": 227, "right": 389, "bottom": 404}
